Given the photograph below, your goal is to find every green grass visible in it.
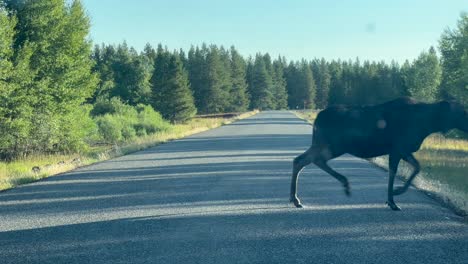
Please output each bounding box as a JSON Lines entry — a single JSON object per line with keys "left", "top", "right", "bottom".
{"left": 294, "top": 109, "right": 468, "bottom": 214}
{"left": 415, "top": 135, "right": 468, "bottom": 195}
{"left": 0, "top": 111, "right": 258, "bottom": 191}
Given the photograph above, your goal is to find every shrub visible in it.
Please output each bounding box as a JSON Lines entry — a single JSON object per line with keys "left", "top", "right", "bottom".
{"left": 91, "top": 97, "right": 129, "bottom": 116}
{"left": 92, "top": 101, "right": 171, "bottom": 144}
{"left": 55, "top": 105, "right": 99, "bottom": 153}
{"left": 0, "top": 104, "right": 99, "bottom": 158}
{"left": 95, "top": 114, "right": 123, "bottom": 143}
{"left": 135, "top": 104, "right": 171, "bottom": 134}
{"left": 121, "top": 125, "right": 137, "bottom": 141}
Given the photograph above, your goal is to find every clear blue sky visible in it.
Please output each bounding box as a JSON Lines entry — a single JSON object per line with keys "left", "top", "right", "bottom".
{"left": 81, "top": 0, "right": 466, "bottom": 64}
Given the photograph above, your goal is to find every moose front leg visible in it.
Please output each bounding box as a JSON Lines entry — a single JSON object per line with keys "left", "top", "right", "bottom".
{"left": 386, "top": 153, "right": 401, "bottom": 211}
{"left": 393, "top": 154, "right": 420, "bottom": 196}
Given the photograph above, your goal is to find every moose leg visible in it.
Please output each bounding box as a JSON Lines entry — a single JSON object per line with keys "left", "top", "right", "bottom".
{"left": 393, "top": 154, "right": 420, "bottom": 196}
{"left": 290, "top": 147, "right": 318, "bottom": 208}
{"left": 313, "top": 159, "right": 351, "bottom": 197}
{"left": 386, "top": 154, "right": 401, "bottom": 211}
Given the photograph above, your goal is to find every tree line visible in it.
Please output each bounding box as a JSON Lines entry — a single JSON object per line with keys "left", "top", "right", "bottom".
{"left": 91, "top": 41, "right": 461, "bottom": 111}
{"left": 92, "top": 37, "right": 464, "bottom": 113}
{"left": 0, "top": 0, "right": 466, "bottom": 159}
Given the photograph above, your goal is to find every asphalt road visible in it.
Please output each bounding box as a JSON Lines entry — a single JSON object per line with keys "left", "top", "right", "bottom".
{"left": 0, "top": 111, "right": 467, "bottom": 264}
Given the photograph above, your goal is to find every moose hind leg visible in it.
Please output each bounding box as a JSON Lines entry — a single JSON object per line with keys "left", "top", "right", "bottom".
{"left": 313, "top": 159, "right": 351, "bottom": 197}
{"left": 290, "top": 147, "right": 318, "bottom": 208}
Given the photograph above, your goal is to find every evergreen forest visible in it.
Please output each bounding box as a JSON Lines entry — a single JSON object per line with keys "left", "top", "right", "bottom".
{"left": 0, "top": 0, "right": 467, "bottom": 160}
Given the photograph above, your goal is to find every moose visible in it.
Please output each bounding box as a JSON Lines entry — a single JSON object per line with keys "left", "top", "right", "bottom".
{"left": 290, "top": 97, "right": 468, "bottom": 210}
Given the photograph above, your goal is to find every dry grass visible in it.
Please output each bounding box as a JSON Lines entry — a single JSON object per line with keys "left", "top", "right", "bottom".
{"left": 0, "top": 155, "right": 88, "bottom": 190}
{"left": 420, "top": 134, "right": 468, "bottom": 151}
{"left": 293, "top": 110, "right": 319, "bottom": 123}
{"left": 0, "top": 110, "right": 259, "bottom": 191}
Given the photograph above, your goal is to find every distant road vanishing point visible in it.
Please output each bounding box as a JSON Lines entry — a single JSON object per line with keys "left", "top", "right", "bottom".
{"left": 0, "top": 111, "right": 466, "bottom": 264}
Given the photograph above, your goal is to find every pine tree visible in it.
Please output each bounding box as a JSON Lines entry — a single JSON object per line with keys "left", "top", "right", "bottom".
{"left": 151, "top": 50, "right": 196, "bottom": 123}
{"left": 178, "top": 48, "right": 188, "bottom": 69}
{"left": 187, "top": 45, "right": 206, "bottom": 111}
{"left": 245, "top": 57, "right": 255, "bottom": 109}
{"left": 327, "top": 60, "right": 345, "bottom": 105}
{"left": 400, "top": 60, "right": 412, "bottom": 96}
{"left": 263, "top": 53, "right": 273, "bottom": 76}
{"left": 227, "top": 46, "right": 249, "bottom": 112}
{"left": 249, "top": 53, "right": 274, "bottom": 110}
{"left": 300, "top": 60, "right": 316, "bottom": 109}
{"left": 374, "top": 61, "right": 400, "bottom": 104}
{"left": 390, "top": 60, "right": 406, "bottom": 99}
{"left": 91, "top": 44, "right": 116, "bottom": 102}
{"left": 219, "top": 46, "right": 237, "bottom": 112}
{"left": 285, "top": 61, "right": 316, "bottom": 109}
{"left": 262, "top": 53, "right": 277, "bottom": 109}
{"left": 151, "top": 45, "right": 171, "bottom": 111}
{"left": 271, "top": 57, "right": 288, "bottom": 109}
{"left": 341, "top": 60, "right": 356, "bottom": 105}
{"left": 143, "top": 43, "right": 157, "bottom": 63}
{"left": 187, "top": 44, "right": 231, "bottom": 114}
{"left": 141, "top": 43, "right": 156, "bottom": 83}
{"left": 285, "top": 62, "right": 301, "bottom": 109}
{"left": 354, "top": 60, "right": 377, "bottom": 105}
{"left": 199, "top": 45, "right": 230, "bottom": 113}
{"left": 311, "top": 58, "right": 331, "bottom": 109}
{"left": 110, "top": 43, "right": 151, "bottom": 105}
{"left": 348, "top": 58, "right": 363, "bottom": 105}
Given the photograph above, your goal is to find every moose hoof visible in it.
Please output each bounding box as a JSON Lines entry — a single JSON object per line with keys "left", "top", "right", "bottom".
{"left": 393, "top": 187, "right": 406, "bottom": 196}
{"left": 290, "top": 198, "right": 303, "bottom": 208}
{"left": 386, "top": 201, "right": 401, "bottom": 211}
{"left": 343, "top": 183, "right": 351, "bottom": 197}
{"left": 294, "top": 203, "right": 304, "bottom": 208}
{"left": 344, "top": 186, "right": 351, "bottom": 197}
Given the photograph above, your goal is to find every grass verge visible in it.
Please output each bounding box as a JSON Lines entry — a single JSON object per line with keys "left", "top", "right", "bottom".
{"left": 294, "top": 109, "right": 319, "bottom": 122}
{"left": 293, "top": 110, "right": 468, "bottom": 215}
{"left": 0, "top": 110, "right": 258, "bottom": 191}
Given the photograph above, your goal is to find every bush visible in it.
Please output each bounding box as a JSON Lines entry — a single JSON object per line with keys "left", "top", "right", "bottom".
{"left": 91, "top": 97, "right": 130, "bottom": 116}
{"left": 55, "top": 105, "right": 99, "bottom": 153}
{"left": 95, "top": 114, "right": 123, "bottom": 143}
{"left": 121, "top": 125, "right": 137, "bottom": 141}
{"left": 92, "top": 100, "right": 171, "bottom": 144}
{"left": 135, "top": 104, "right": 171, "bottom": 134}
{"left": 0, "top": 104, "right": 99, "bottom": 158}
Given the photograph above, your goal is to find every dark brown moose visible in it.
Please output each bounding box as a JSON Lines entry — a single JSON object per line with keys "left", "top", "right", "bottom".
{"left": 290, "top": 97, "right": 468, "bottom": 210}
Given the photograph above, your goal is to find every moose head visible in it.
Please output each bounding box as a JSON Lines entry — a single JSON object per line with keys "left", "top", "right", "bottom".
{"left": 439, "top": 101, "right": 468, "bottom": 134}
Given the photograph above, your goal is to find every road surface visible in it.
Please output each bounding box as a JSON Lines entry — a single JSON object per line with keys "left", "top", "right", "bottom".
{"left": 0, "top": 111, "right": 466, "bottom": 263}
